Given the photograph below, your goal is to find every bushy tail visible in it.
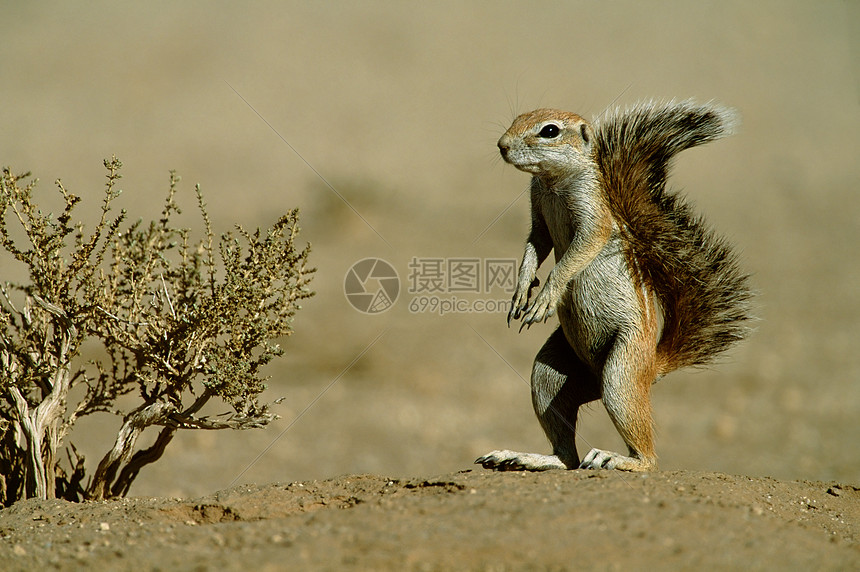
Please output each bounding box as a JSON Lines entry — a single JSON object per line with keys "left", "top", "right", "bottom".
{"left": 593, "top": 100, "right": 752, "bottom": 371}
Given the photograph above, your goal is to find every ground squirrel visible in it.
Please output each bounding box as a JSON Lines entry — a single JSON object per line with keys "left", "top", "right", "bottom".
{"left": 477, "top": 100, "right": 752, "bottom": 472}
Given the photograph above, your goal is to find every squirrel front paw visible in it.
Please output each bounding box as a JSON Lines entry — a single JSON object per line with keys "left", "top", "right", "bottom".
{"left": 519, "top": 282, "right": 560, "bottom": 328}
{"left": 507, "top": 277, "right": 540, "bottom": 326}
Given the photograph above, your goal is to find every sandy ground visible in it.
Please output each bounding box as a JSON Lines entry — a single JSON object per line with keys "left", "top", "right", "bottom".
{"left": 1, "top": 1, "right": 859, "bottom": 569}
{"left": 0, "top": 470, "right": 858, "bottom": 570}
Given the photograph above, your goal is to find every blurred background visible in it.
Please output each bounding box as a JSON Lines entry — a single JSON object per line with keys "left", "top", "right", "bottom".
{"left": 1, "top": 1, "right": 857, "bottom": 497}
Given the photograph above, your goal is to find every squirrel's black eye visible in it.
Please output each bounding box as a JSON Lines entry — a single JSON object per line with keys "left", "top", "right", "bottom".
{"left": 538, "top": 124, "right": 560, "bottom": 138}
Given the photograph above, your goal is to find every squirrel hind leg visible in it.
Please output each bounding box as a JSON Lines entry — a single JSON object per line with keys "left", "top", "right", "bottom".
{"left": 581, "top": 328, "right": 659, "bottom": 472}
{"left": 476, "top": 328, "right": 600, "bottom": 472}
{"left": 531, "top": 328, "right": 601, "bottom": 468}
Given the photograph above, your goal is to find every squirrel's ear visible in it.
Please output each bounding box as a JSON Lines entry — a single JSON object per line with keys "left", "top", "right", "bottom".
{"left": 580, "top": 123, "right": 593, "bottom": 149}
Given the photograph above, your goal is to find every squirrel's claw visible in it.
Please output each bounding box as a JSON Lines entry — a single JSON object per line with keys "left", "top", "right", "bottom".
{"left": 506, "top": 306, "right": 519, "bottom": 326}
{"left": 520, "top": 286, "right": 557, "bottom": 326}
{"left": 508, "top": 277, "right": 541, "bottom": 329}
{"left": 507, "top": 289, "right": 531, "bottom": 327}
{"left": 476, "top": 450, "right": 568, "bottom": 471}
{"left": 579, "top": 448, "right": 656, "bottom": 471}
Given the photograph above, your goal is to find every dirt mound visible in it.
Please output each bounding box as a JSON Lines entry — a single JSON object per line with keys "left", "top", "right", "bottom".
{"left": 0, "top": 470, "right": 856, "bottom": 570}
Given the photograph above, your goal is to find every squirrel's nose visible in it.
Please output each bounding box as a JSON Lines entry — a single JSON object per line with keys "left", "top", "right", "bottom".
{"left": 497, "top": 140, "right": 509, "bottom": 159}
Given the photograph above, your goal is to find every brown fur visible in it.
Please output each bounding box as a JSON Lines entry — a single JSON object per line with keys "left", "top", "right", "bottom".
{"left": 594, "top": 101, "right": 753, "bottom": 373}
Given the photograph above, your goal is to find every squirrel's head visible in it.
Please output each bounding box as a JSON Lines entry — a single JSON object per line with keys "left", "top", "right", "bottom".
{"left": 498, "top": 109, "right": 594, "bottom": 180}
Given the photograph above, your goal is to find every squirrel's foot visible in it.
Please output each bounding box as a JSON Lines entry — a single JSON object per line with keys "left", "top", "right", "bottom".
{"left": 475, "top": 450, "right": 568, "bottom": 471}
{"left": 579, "top": 448, "right": 656, "bottom": 471}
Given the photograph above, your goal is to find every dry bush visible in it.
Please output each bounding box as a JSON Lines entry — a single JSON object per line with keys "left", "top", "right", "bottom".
{"left": 0, "top": 158, "right": 314, "bottom": 504}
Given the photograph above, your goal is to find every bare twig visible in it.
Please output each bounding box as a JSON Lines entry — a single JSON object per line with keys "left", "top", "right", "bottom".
{"left": 159, "top": 274, "right": 176, "bottom": 319}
